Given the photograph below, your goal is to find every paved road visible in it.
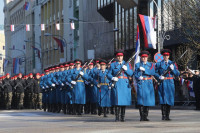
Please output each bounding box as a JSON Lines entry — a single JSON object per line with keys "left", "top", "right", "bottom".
{"left": 0, "top": 108, "right": 200, "bottom": 133}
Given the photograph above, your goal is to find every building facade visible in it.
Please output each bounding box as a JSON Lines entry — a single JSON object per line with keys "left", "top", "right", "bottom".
{"left": 0, "top": 33, "right": 5, "bottom": 76}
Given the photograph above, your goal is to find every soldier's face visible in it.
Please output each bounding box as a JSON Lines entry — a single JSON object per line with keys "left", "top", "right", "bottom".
{"left": 96, "top": 63, "right": 100, "bottom": 68}
{"left": 89, "top": 65, "right": 93, "bottom": 69}
{"left": 6, "top": 75, "right": 10, "bottom": 78}
{"left": 76, "top": 63, "right": 81, "bottom": 68}
{"left": 19, "top": 75, "right": 22, "bottom": 78}
{"left": 65, "top": 67, "right": 69, "bottom": 70}
{"left": 163, "top": 55, "right": 169, "bottom": 61}
{"left": 141, "top": 57, "right": 148, "bottom": 62}
{"left": 30, "top": 75, "right": 33, "bottom": 78}
{"left": 117, "top": 55, "right": 123, "bottom": 62}
{"left": 70, "top": 65, "right": 74, "bottom": 69}
{"left": 56, "top": 69, "right": 59, "bottom": 72}
{"left": 36, "top": 75, "right": 40, "bottom": 79}
{"left": 100, "top": 64, "right": 106, "bottom": 70}
{"left": 60, "top": 68, "right": 65, "bottom": 71}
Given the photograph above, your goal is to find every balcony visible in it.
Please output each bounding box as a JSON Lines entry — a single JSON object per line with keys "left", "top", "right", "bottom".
{"left": 116, "top": 0, "right": 138, "bottom": 9}
{"left": 97, "top": 0, "right": 115, "bottom": 22}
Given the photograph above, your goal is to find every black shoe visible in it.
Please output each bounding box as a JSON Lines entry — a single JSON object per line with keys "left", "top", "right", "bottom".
{"left": 115, "top": 106, "right": 120, "bottom": 122}
{"left": 98, "top": 107, "right": 102, "bottom": 116}
{"left": 103, "top": 107, "right": 107, "bottom": 117}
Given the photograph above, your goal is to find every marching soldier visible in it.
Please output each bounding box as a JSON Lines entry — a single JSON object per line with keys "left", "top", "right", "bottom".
{"left": 67, "top": 59, "right": 88, "bottom": 115}
{"left": 85, "top": 60, "right": 94, "bottom": 114}
{"left": 14, "top": 73, "right": 25, "bottom": 109}
{"left": 94, "top": 59, "right": 111, "bottom": 117}
{"left": 0, "top": 77, "right": 4, "bottom": 109}
{"left": 33, "top": 73, "right": 42, "bottom": 110}
{"left": 155, "top": 49, "right": 180, "bottom": 120}
{"left": 26, "top": 73, "right": 35, "bottom": 109}
{"left": 107, "top": 50, "right": 133, "bottom": 122}
{"left": 2, "top": 73, "right": 14, "bottom": 110}
{"left": 134, "top": 51, "right": 155, "bottom": 121}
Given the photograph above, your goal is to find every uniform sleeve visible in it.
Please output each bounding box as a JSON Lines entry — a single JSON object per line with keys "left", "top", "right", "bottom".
{"left": 134, "top": 63, "right": 141, "bottom": 80}
{"left": 154, "top": 63, "right": 161, "bottom": 79}
{"left": 107, "top": 64, "right": 114, "bottom": 80}
{"left": 124, "top": 63, "right": 134, "bottom": 76}
{"left": 171, "top": 63, "right": 180, "bottom": 77}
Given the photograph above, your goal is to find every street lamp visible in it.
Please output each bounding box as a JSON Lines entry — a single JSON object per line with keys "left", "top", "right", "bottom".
{"left": 151, "top": 0, "right": 170, "bottom": 52}
{"left": 9, "top": 48, "right": 26, "bottom": 74}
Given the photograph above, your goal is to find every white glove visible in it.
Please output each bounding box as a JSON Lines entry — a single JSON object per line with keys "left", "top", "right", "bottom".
{"left": 79, "top": 71, "right": 84, "bottom": 76}
{"left": 46, "top": 86, "right": 49, "bottom": 88}
{"left": 42, "top": 86, "right": 45, "bottom": 89}
{"left": 52, "top": 83, "right": 55, "bottom": 87}
{"left": 170, "top": 64, "right": 174, "bottom": 70}
{"left": 61, "top": 83, "right": 64, "bottom": 86}
{"left": 139, "top": 76, "right": 143, "bottom": 80}
{"left": 97, "top": 84, "right": 101, "bottom": 88}
{"left": 122, "top": 65, "right": 127, "bottom": 71}
{"left": 71, "top": 81, "right": 76, "bottom": 85}
{"left": 66, "top": 82, "right": 69, "bottom": 85}
{"left": 140, "top": 67, "right": 145, "bottom": 71}
{"left": 56, "top": 82, "right": 59, "bottom": 85}
{"left": 112, "top": 77, "right": 119, "bottom": 82}
{"left": 159, "top": 76, "right": 165, "bottom": 80}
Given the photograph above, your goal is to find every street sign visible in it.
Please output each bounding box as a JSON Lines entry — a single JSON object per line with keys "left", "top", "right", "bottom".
{"left": 154, "top": 52, "right": 163, "bottom": 63}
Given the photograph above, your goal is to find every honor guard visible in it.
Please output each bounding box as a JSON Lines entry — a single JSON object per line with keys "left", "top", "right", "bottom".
{"left": 155, "top": 49, "right": 180, "bottom": 120}
{"left": 134, "top": 51, "right": 156, "bottom": 121}
{"left": 107, "top": 50, "right": 134, "bottom": 122}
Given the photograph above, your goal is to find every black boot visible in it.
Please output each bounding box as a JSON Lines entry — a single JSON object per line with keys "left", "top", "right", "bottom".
{"left": 120, "top": 106, "right": 126, "bottom": 122}
{"left": 103, "top": 107, "right": 107, "bottom": 117}
{"left": 57, "top": 103, "right": 61, "bottom": 113}
{"left": 98, "top": 107, "right": 102, "bottom": 116}
{"left": 166, "top": 105, "right": 171, "bottom": 120}
{"left": 115, "top": 106, "right": 120, "bottom": 122}
{"left": 161, "top": 105, "right": 166, "bottom": 120}
{"left": 63, "top": 104, "right": 66, "bottom": 114}
{"left": 72, "top": 104, "right": 76, "bottom": 115}
{"left": 139, "top": 105, "right": 145, "bottom": 121}
{"left": 143, "top": 106, "right": 149, "bottom": 121}
{"left": 110, "top": 106, "right": 114, "bottom": 115}
{"left": 93, "top": 103, "right": 97, "bottom": 114}
{"left": 77, "top": 104, "right": 82, "bottom": 115}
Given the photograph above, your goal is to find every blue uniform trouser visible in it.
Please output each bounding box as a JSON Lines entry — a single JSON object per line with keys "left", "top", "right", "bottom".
{"left": 56, "top": 87, "right": 61, "bottom": 104}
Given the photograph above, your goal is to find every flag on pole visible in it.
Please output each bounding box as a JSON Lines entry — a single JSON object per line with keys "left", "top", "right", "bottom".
{"left": 24, "top": 2, "right": 30, "bottom": 11}
{"left": 32, "top": 46, "right": 41, "bottom": 58}
{"left": 3, "top": 59, "right": 8, "bottom": 71}
{"left": 139, "top": 14, "right": 157, "bottom": 49}
{"left": 26, "top": 24, "right": 30, "bottom": 31}
{"left": 70, "top": 22, "right": 75, "bottom": 30}
{"left": 53, "top": 37, "right": 65, "bottom": 53}
{"left": 13, "top": 58, "right": 19, "bottom": 74}
{"left": 152, "top": 15, "right": 157, "bottom": 29}
{"left": 41, "top": 24, "right": 45, "bottom": 31}
{"left": 134, "top": 24, "right": 141, "bottom": 68}
{"left": 10, "top": 25, "right": 14, "bottom": 32}
{"left": 56, "top": 23, "right": 60, "bottom": 30}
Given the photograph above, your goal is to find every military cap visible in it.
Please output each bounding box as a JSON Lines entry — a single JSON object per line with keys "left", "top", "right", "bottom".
{"left": 139, "top": 51, "right": 149, "bottom": 57}
{"left": 115, "top": 49, "right": 124, "bottom": 56}
{"left": 161, "top": 49, "right": 171, "bottom": 56}
{"left": 74, "top": 59, "right": 82, "bottom": 64}
{"left": 99, "top": 59, "right": 107, "bottom": 65}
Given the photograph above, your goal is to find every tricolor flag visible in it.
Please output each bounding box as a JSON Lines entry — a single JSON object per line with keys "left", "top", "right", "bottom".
{"left": 56, "top": 23, "right": 60, "bottom": 30}
{"left": 10, "top": 25, "right": 14, "bottom": 32}
{"left": 13, "top": 58, "right": 19, "bottom": 74}
{"left": 41, "top": 24, "right": 45, "bottom": 31}
{"left": 139, "top": 14, "right": 157, "bottom": 49}
{"left": 24, "top": 2, "right": 30, "bottom": 11}
{"left": 3, "top": 59, "right": 9, "bottom": 71}
{"left": 187, "top": 80, "right": 195, "bottom": 97}
{"left": 26, "top": 24, "right": 30, "bottom": 31}
{"left": 134, "top": 24, "right": 141, "bottom": 68}
{"left": 133, "top": 24, "right": 141, "bottom": 93}
{"left": 70, "top": 22, "right": 75, "bottom": 30}
{"left": 53, "top": 37, "right": 65, "bottom": 53}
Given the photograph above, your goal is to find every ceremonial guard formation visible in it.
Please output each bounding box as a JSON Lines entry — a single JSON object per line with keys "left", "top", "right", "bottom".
{"left": 1, "top": 49, "right": 199, "bottom": 122}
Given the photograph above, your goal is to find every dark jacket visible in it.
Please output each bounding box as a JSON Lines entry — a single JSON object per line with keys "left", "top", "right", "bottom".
{"left": 14, "top": 78, "right": 25, "bottom": 93}
{"left": 34, "top": 79, "right": 42, "bottom": 93}
{"left": 2, "top": 78, "right": 14, "bottom": 93}
{"left": 26, "top": 78, "right": 35, "bottom": 93}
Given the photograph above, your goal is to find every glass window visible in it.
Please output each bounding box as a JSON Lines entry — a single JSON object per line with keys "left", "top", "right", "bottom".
{"left": 101, "top": 0, "right": 104, "bottom": 7}
{"left": 98, "top": 0, "right": 101, "bottom": 9}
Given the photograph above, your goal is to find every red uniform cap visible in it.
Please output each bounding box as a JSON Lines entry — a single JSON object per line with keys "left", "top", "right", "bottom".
{"left": 29, "top": 73, "right": 33, "bottom": 76}
{"left": 55, "top": 67, "right": 60, "bottom": 69}
{"left": 52, "top": 68, "right": 55, "bottom": 70}
{"left": 116, "top": 53, "right": 124, "bottom": 56}
{"left": 64, "top": 64, "right": 69, "bottom": 67}
{"left": 162, "top": 52, "right": 170, "bottom": 56}
{"left": 89, "top": 63, "right": 94, "bottom": 65}
{"left": 6, "top": 73, "right": 10, "bottom": 76}
{"left": 36, "top": 73, "right": 40, "bottom": 76}
{"left": 139, "top": 51, "right": 149, "bottom": 57}
{"left": 41, "top": 74, "right": 45, "bottom": 76}
{"left": 161, "top": 49, "right": 171, "bottom": 56}
{"left": 60, "top": 65, "right": 64, "bottom": 68}
{"left": 45, "top": 70, "right": 49, "bottom": 72}
{"left": 115, "top": 50, "right": 124, "bottom": 56}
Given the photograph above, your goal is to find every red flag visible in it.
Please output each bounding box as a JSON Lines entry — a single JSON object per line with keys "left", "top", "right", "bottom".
{"left": 53, "top": 37, "right": 64, "bottom": 53}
